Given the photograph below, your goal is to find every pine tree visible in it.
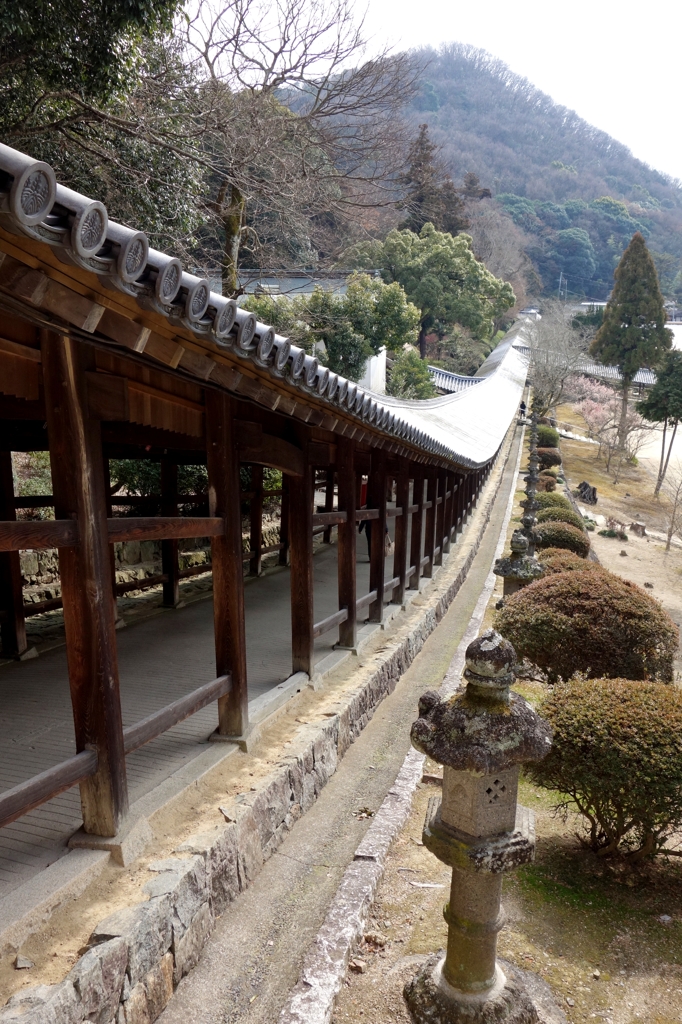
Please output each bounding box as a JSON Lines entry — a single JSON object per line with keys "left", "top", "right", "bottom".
{"left": 398, "top": 125, "right": 468, "bottom": 236}
{"left": 590, "top": 232, "right": 672, "bottom": 449}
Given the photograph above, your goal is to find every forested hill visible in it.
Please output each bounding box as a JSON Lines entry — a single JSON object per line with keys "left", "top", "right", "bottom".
{"left": 410, "top": 44, "right": 682, "bottom": 300}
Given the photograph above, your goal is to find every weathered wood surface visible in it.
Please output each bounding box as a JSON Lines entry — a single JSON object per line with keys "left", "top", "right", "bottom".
{"left": 392, "top": 463, "right": 409, "bottom": 607}
{"left": 123, "top": 675, "right": 231, "bottom": 755}
{"left": 161, "top": 458, "right": 180, "bottom": 607}
{"left": 312, "top": 607, "right": 348, "bottom": 640}
{"left": 249, "top": 464, "right": 263, "bottom": 576}
{"left": 408, "top": 469, "right": 425, "bottom": 591}
{"left": 0, "top": 519, "right": 78, "bottom": 551}
{"left": 368, "top": 449, "right": 387, "bottom": 623}
{"left": 42, "top": 330, "right": 128, "bottom": 837}
{"left": 336, "top": 438, "right": 356, "bottom": 649}
{"left": 289, "top": 438, "right": 314, "bottom": 675}
{"left": 106, "top": 517, "right": 223, "bottom": 543}
{"left": 0, "top": 749, "right": 98, "bottom": 830}
{"left": 206, "top": 390, "right": 248, "bottom": 738}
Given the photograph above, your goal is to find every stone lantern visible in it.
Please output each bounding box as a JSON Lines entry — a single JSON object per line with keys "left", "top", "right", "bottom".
{"left": 493, "top": 530, "right": 544, "bottom": 598}
{"left": 404, "top": 630, "right": 552, "bottom": 1024}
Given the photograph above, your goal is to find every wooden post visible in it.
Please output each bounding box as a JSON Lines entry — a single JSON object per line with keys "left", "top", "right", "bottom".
{"left": 337, "top": 438, "right": 357, "bottom": 649}
{"left": 368, "top": 449, "right": 387, "bottom": 622}
{"left": 443, "top": 470, "right": 454, "bottom": 554}
{"left": 289, "top": 438, "right": 314, "bottom": 676}
{"left": 435, "top": 469, "right": 447, "bottom": 566}
{"left": 279, "top": 475, "right": 290, "bottom": 566}
{"left": 323, "top": 467, "right": 335, "bottom": 543}
{"left": 393, "top": 459, "right": 409, "bottom": 606}
{"left": 161, "top": 458, "right": 180, "bottom": 606}
{"left": 0, "top": 449, "right": 28, "bottom": 658}
{"left": 205, "top": 390, "right": 248, "bottom": 738}
{"left": 408, "top": 467, "right": 424, "bottom": 590}
{"left": 249, "top": 464, "right": 263, "bottom": 576}
{"left": 41, "top": 331, "right": 127, "bottom": 836}
{"left": 423, "top": 469, "right": 437, "bottom": 578}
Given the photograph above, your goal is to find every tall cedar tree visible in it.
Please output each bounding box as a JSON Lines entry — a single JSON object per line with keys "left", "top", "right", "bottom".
{"left": 399, "top": 124, "right": 468, "bottom": 236}
{"left": 637, "top": 350, "right": 682, "bottom": 495}
{"left": 591, "top": 232, "right": 672, "bottom": 448}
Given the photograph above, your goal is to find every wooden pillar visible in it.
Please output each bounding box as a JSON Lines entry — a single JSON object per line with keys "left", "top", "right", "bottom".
{"left": 408, "top": 467, "right": 424, "bottom": 590}
{"left": 205, "top": 390, "right": 248, "bottom": 738}
{"left": 278, "top": 475, "right": 290, "bottom": 566}
{"left": 435, "top": 469, "right": 447, "bottom": 567}
{"left": 393, "top": 459, "right": 409, "bottom": 606}
{"left": 323, "top": 467, "right": 335, "bottom": 544}
{"left": 368, "top": 450, "right": 387, "bottom": 622}
{"left": 41, "top": 330, "right": 127, "bottom": 836}
{"left": 443, "top": 470, "right": 455, "bottom": 554}
{"left": 423, "top": 470, "right": 437, "bottom": 578}
{"left": 337, "top": 438, "right": 357, "bottom": 649}
{"left": 0, "top": 449, "right": 28, "bottom": 658}
{"left": 161, "top": 458, "right": 180, "bottom": 606}
{"left": 249, "top": 464, "right": 263, "bottom": 576}
{"left": 290, "top": 440, "right": 314, "bottom": 676}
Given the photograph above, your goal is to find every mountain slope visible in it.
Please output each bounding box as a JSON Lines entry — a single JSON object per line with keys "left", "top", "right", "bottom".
{"left": 410, "top": 44, "right": 682, "bottom": 299}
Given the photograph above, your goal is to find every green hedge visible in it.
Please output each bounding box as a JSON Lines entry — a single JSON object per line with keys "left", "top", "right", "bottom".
{"left": 528, "top": 679, "right": 682, "bottom": 861}
{"left": 537, "top": 548, "right": 601, "bottom": 575}
{"left": 534, "top": 492, "right": 572, "bottom": 512}
{"left": 495, "top": 569, "right": 678, "bottom": 682}
{"left": 536, "top": 507, "right": 586, "bottom": 532}
{"left": 537, "top": 425, "right": 560, "bottom": 448}
{"left": 534, "top": 520, "right": 590, "bottom": 557}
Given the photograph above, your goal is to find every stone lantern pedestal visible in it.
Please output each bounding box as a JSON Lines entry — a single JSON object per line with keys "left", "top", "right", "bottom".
{"left": 493, "top": 530, "right": 544, "bottom": 598}
{"left": 404, "top": 630, "right": 552, "bottom": 1024}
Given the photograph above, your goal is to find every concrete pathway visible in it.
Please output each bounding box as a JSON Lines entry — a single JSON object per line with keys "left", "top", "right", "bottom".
{"left": 156, "top": 425, "right": 523, "bottom": 1024}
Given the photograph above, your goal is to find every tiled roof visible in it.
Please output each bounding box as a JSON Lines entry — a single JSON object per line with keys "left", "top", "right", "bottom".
{"left": 0, "top": 144, "right": 528, "bottom": 468}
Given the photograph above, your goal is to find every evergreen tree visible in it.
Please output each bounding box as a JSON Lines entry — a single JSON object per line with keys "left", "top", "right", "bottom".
{"left": 637, "top": 350, "right": 682, "bottom": 495}
{"left": 398, "top": 124, "right": 468, "bottom": 236}
{"left": 590, "top": 233, "right": 672, "bottom": 448}
{"left": 387, "top": 349, "right": 437, "bottom": 399}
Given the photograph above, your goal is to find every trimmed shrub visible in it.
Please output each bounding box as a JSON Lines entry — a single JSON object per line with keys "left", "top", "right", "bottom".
{"left": 495, "top": 569, "right": 678, "bottom": 682}
{"left": 536, "top": 507, "right": 586, "bottom": 532}
{"left": 528, "top": 679, "right": 682, "bottom": 860}
{"left": 537, "top": 425, "right": 560, "bottom": 448}
{"left": 534, "top": 492, "right": 572, "bottom": 512}
{"left": 599, "top": 528, "right": 628, "bottom": 541}
{"left": 537, "top": 548, "right": 600, "bottom": 575}
{"left": 537, "top": 447, "right": 562, "bottom": 469}
{"left": 534, "top": 521, "right": 590, "bottom": 557}
{"left": 536, "top": 476, "right": 556, "bottom": 492}
{"left": 541, "top": 466, "right": 559, "bottom": 478}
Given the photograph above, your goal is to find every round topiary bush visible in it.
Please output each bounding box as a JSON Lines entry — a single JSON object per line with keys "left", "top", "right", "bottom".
{"left": 495, "top": 569, "right": 679, "bottom": 682}
{"left": 534, "top": 521, "right": 591, "bottom": 557}
{"left": 527, "top": 679, "right": 682, "bottom": 860}
{"left": 537, "top": 447, "right": 562, "bottom": 469}
{"left": 536, "top": 506, "right": 586, "bottom": 532}
{"left": 537, "top": 548, "right": 602, "bottom": 575}
{"left": 536, "top": 476, "right": 556, "bottom": 492}
{"left": 540, "top": 466, "right": 559, "bottom": 478}
{"left": 537, "top": 425, "right": 560, "bottom": 448}
{"left": 534, "top": 492, "right": 572, "bottom": 512}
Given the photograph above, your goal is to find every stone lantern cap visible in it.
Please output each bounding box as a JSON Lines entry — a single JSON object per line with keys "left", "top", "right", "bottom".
{"left": 410, "top": 630, "right": 552, "bottom": 774}
{"left": 493, "top": 531, "right": 545, "bottom": 582}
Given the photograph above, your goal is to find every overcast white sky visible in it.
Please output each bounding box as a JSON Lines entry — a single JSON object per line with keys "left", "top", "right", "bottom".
{"left": 362, "top": 0, "right": 681, "bottom": 183}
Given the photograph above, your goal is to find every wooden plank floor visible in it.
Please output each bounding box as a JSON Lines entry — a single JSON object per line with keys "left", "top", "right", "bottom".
{"left": 0, "top": 542, "right": 376, "bottom": 900}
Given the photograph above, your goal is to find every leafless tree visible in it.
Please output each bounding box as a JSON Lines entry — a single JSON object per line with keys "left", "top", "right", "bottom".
{"left": 527, "top": 301, "right": 590, "bottom": 414}
{"left": 662, "top": 460, "right": 682, "bottom": 553}
{"left": 464, "top": 201, "right": 535, "bottom": 309}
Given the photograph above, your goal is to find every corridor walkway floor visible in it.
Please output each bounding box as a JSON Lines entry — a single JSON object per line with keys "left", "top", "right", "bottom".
{"left": 0, "top": 542, "right": 374, "bottom": 901}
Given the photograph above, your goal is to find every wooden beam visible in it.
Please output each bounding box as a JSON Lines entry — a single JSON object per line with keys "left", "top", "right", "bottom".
{"left": 107, "top": 517, "right": 223, "bottom": 543}
{"left": 123, "top": 675, "right": 231, "bottom": 755}
{"left": 368, "top": 450, "right": 387, "bottom": 623}
{"left": 435, "top": 470, "right": 447, "bottom": 567}
{"left": 205, "top": 391, "right": 248, "bottom": 738}
{"left": 279, "top": 475, "right": 290, "bottom": 566}
{"left": 42, "top": 330, "right": 127, "bottom": 837}
{"left": 0, "top": 750, "right": 98, "bottom": 831}
{"left": 161, "top": 459, "right": 180, "bottom": 607}
{"left": 312, "top": 511, "right": 347, "bottom": 527}
{"left": 313, "top": 607, "right": 348, "bottom": 640}
{"left": 238, "top": 434, "right": 304, "bottom": 478}
{"left": 408, "top": 468, "right": 425, "bottom": 591}
{"left": 0, "top": 519, "right": 78, "bottom": 552}
{"left": 392, "top": 459, "right": 409, "bottom": 607}
{"left": 423, "top": 471, "right": 437, "bottom": 578}
{"left": 0, "top": 449, "right": 28, "bottom": 657}
{"left": 289, "top": 435, "right": 314, "bottom": 676}
{"left": 322, "top": 467, "right": 335, "bottom": 543}
{"left": 86, "top": 372, "right": 130, "bottom": 421}
{"left": 337, "top": 437, "right": 356, "bottom": 650}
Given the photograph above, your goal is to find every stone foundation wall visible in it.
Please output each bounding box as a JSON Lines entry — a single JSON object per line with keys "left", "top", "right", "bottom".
{"left": 0, "top": 432, "right": 515, "bottom": 1024}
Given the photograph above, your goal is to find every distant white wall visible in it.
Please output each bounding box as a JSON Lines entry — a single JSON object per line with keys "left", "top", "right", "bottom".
{"left": 358, "top": 347, "right": 386, "bottom": 393}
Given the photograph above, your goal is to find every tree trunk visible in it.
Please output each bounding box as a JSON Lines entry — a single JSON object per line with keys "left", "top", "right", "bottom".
{"left": 221, "top": 185, "right": 246, "bottom": 298}
{"left": 655, "top": 416, "right": 668, "bottom": 497}
{"left": 616, "top": 377, "right": 630, "bottom": 452}
{"left": 418, "top": 322, "right": 427, "bottom": 360}
{"left": 655, "top": 419, "right": 678, "bottom": 498}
